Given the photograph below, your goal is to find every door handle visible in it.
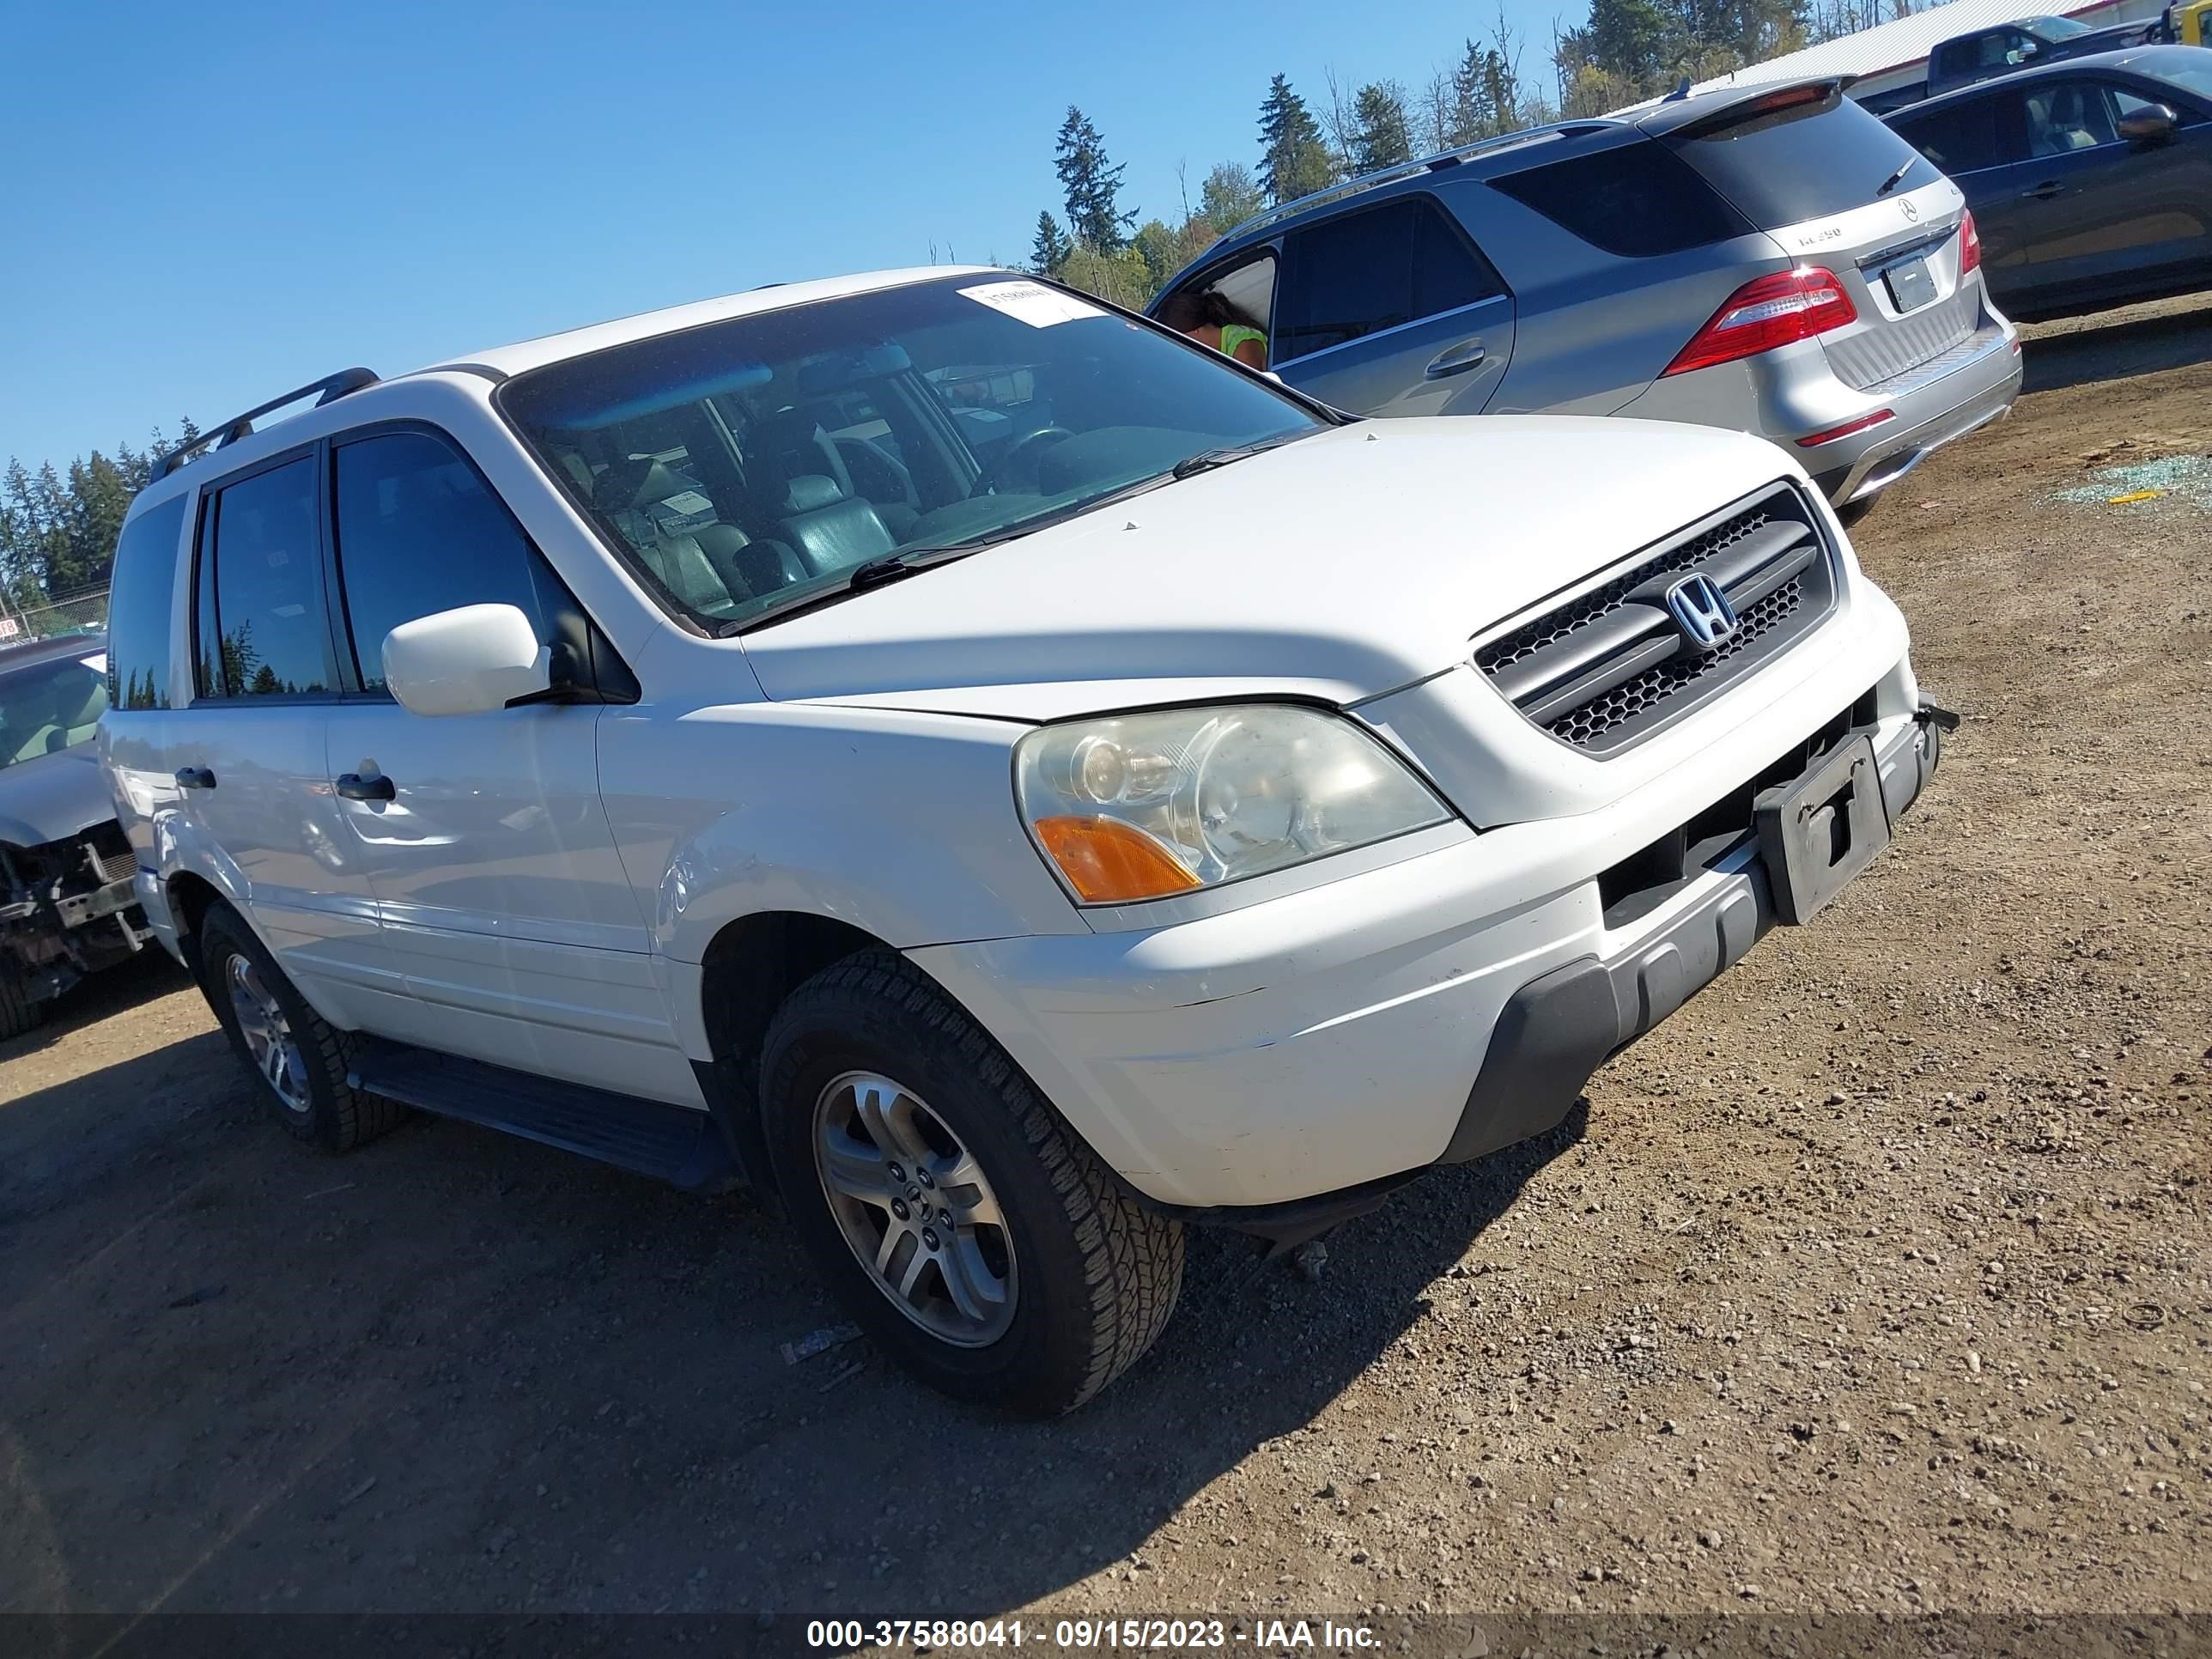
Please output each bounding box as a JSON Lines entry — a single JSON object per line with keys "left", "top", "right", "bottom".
{"left": 2020, "top": 179, "right": 2065, "bottom": 200}
{"left": 1424, "top": 337, "right": 1487, "bottom": 379}
{"left": 173, "top": 766, "right": 216, "bottom": 791}
{"left": 335, "top": 772, "right": 396, "bottom": 802}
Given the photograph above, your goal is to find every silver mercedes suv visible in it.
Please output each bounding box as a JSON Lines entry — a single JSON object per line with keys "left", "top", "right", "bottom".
{"left": 1151, "top": 76, "right": 2023, "bottom": 509}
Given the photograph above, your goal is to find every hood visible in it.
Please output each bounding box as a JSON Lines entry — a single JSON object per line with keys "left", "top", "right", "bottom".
{"left": 0, "top": 741, "right": 115, "bottom": 848}
{"left": 740, "top": 416, "right": 1797, "bottom": 720}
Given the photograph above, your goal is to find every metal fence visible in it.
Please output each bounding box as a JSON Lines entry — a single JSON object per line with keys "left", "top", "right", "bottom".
{"left": 0, "top": 586, "right": 107, "bottom": 645}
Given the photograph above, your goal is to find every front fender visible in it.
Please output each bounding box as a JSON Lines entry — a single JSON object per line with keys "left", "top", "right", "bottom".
{"left": 597, "top": 700, "right": 1085, "bottom": 968}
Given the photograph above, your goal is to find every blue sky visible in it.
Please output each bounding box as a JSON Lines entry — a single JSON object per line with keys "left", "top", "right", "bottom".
{"left": 2, "top": 0, "right": 1574, "bottom": 472}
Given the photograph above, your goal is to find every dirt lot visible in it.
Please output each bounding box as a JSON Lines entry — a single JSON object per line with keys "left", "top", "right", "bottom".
{"left": 3, "top": 293, "right": 2209, "bottom": 1650}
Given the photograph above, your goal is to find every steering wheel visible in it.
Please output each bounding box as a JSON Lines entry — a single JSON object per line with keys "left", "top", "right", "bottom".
{"left": 981, "top": 426, "right": 1073, "bottom": 494}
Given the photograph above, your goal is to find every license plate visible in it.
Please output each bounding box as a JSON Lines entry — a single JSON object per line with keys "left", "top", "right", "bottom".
{"left": 1884, "top": 255, "right": 1936, "bottom": 313}
{"left": 1753, "top": 735, "right": 1893, "bottom": 925}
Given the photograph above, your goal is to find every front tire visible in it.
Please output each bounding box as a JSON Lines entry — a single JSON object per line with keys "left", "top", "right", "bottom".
{"left": 761, "top": 950, "right": 1182, "bottom": 1415}
{"left": 197, "top": 902, "right": 404, "bottom": 1152}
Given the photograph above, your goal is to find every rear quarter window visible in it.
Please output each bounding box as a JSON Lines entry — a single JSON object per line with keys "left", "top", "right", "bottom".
{"left": 1665, "top": 86, "right": 1943, "bottom": 227}
{"left": 1487, "top": 141, "right": 1752, "bottom": 257}
{"left": 105, "top": 495, "right": 188, "bottom": 711}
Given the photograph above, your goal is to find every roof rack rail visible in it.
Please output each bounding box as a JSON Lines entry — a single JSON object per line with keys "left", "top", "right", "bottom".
{"left": 1205, "top": 121, "right": 1620, "bottom": 251}
{"left": 150, "top": 367, "right": 380, "bottom": 483}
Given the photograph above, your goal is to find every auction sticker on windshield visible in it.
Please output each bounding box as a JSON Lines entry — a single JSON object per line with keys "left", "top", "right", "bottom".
{"left": 959, "top": 279, "right": 1103, "bottom": 328}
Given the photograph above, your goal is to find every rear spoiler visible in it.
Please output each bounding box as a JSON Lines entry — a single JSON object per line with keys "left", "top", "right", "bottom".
{"left": 1636, "top": 76, "right": 1860, "bottom": 140}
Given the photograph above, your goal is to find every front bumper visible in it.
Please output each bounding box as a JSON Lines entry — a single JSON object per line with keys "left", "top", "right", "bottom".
{"left": 1442, "top": 702, "right": 1943, "bottom": 1170}
{"left": 915, "top": 673, "right": 1943, "bottom": 1215}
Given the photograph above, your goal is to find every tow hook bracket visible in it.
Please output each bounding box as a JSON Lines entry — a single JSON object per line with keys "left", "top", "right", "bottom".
{"left": 1916, "top": 698, "right": 1961, "bottom": 733}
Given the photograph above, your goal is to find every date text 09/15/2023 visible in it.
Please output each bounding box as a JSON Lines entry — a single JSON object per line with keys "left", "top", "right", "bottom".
{"left": 804, "top": 1618, "right": 1382, "bottom": 1650}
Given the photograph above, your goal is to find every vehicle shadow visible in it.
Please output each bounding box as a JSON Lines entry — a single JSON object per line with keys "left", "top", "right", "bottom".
{"left": 2019, "top": 290, "right": 2212, "bottom": 393}
{"left": 0, "top": 950, "right": 193, "bottom": 1066}
{"left": 0, "top": 1018, "right": 1583, "bottom": 1624}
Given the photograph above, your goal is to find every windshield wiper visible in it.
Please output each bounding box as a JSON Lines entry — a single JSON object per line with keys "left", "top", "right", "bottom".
{"left": 1170, "top": 433, "right": 1304, "bottom": 480}
{"left": 1875, "top": 157, "right": 1916, "bottom": 197}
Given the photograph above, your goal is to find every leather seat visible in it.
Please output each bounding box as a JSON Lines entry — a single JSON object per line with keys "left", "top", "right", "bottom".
{"left": 776, "top": 474, "right": 895, "bottom": 574}
{"left": 591, "top": 457, "right": 805, "bottom": 612}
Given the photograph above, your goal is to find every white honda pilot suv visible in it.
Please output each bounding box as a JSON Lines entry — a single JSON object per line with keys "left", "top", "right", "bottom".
{"left": 102, "top": 268, "right": 1949, "bottom": 1413}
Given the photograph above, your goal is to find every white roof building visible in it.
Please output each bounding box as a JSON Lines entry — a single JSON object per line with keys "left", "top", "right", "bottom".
{"left": 1629, "top": 0, "right": 2167, "bottom": 106}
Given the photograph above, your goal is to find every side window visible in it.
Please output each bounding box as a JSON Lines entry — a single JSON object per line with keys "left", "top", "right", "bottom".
{"left": 104, "top": 495, "right": 187, "bottom": 711}
{"left": 204, "top": 457, "right": 334, "bottom": 699}
{"left": 2104, "top": 81, "right": 2192, "bottom": 124}
{"left": 1488, "top": 143, "right": 1749, "bottom": 256}
{"left": 331, "top": 429, "right": 555, "bottom": 693}
{"left": 1274, "top": 196, "right": 1499, "bottom": 362}
{"left": 2022, "top": 80, "right": 2118, "bottom": 155}
{"left": 1893, "top": 98, "right": 2004, "bottom": 173}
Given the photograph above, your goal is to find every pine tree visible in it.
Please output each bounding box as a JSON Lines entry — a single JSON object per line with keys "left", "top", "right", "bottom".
{"left": 1030, "top": 210, "right": 1073, "bottom": 276}
{"left": 1258, "top": 75, "right": 1336, "bottom": 204}
{"left": 1350, "top": 82, "right": 1415, "bottom": 173}
{"left": 1054, "top": 107, "right": 1134, "bottom": 251}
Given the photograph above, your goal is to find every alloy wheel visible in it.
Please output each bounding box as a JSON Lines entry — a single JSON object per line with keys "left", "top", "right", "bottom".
{"left": 811, "top": 1070, "right": 1018, "bottom": 1346}
{"left": 226, "top": 954, "right": 310, "bottom": 1114}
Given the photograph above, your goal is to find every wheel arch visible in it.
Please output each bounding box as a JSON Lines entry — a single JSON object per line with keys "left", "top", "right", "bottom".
{"left": 164, "top": 869, "right": 227, "bottom": 977}
{"left": 691, "top": 908, "right": 896, "bottom": 1207}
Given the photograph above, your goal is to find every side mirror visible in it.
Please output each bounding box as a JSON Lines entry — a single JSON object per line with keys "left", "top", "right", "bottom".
{"left": 2118, "top": 103, "right": 2179, "bottom": 144}
{"left": 383, "top": 604, "right": 550, "bottom": 718}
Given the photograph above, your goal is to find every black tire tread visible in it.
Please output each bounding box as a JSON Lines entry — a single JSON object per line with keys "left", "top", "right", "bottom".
{"left": 198, "top": 904, "right": 406, "bottom": 1152}
{"left": 769, "top": 948, "right": 1182, "bottom": 1412}
{"left": 0, "top": 967, "right": 46, "bottom": 1043}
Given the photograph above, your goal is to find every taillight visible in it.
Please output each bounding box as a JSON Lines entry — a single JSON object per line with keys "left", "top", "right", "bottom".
{"left": 1958, "top": 208, "right": 1982, "bottom": 276}
{"left": 1662, "top": 267, "right": 1858, "bottom": 378}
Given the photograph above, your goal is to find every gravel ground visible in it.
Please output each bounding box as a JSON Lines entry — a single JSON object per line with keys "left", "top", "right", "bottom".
{"left": 2, "top": 292, "right": 2207, "bottom": 1650}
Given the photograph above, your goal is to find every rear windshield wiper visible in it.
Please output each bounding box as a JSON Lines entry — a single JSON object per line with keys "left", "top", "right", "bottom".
{"left": 1170, "top": 432, "right": 1305, "bottom": 481}
{"left": 1875, "top": 157, "right": 1917, "bottom": 197}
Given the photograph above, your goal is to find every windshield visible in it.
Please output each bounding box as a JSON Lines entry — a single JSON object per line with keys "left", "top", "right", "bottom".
{"left": 499, "top": 276, "right": 1323, "bottom": 630}
{"left": 2142, "top": 52, "right": 2212, "bottom": 101}
{"left": 0, "top": 649, "right": 107, "bottom": 769}
{"left": 2024, "top": 15, "right": 2092, "bottom": 40}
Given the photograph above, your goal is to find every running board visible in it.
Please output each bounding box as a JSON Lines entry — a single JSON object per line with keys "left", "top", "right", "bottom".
{"left": 348, "top": 1038, "right": 736, "bottom": 1191}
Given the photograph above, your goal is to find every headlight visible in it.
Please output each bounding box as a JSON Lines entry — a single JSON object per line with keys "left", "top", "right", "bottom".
{"left": 1014, "top": 704, "right": 1451, "bottom": 905}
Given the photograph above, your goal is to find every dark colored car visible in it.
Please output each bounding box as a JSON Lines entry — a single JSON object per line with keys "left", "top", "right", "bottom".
{"left": 1887, "top": 46, "right": 2212, "bottom": 319}
{"left": 0, "top": 631, "right": 149, "bottom": 1037}
{"left": 1926, "top": 13, "right": 2180, "bottom": 97}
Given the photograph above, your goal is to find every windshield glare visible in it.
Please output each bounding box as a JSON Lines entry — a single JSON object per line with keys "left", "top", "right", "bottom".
{"left": 2026, "top": 15, "right": 2091, "bottom": 39}
{"left": 499, "top": 276, "right": 1322, "bottom": 629}
{"left": 2144, "top": 53, "right": 2212, "bottom": 100}
{"left": 0, "top": 652, "right": 107, "bottom": 770}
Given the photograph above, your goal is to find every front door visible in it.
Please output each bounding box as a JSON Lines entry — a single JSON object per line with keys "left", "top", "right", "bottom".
{"left": 1270, "top": 191, "right": 1517, "bottom": 417}
{"left": 319, "top": 425, "right": 699, "bottom": 1106}
{"left": 2007, "top": 77, "right": 2212, "bottom": 302}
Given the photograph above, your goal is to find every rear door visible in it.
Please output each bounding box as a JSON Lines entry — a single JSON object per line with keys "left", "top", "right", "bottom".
{"left": 177, "top": 451, "right": 394, "bottom": 1028}
{"left": 2002, "top": 76, "right": 2212, "bottom": 301}
{"left": 319, "top": 424, "right": 697, "bottom": 1106}
{"left": 1269, "top": 191, "right": 1516, "bottom": 416}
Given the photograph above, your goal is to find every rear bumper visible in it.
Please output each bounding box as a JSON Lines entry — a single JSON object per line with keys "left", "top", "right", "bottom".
{"left": 1806, "top": 325, "right": 2023, "bottom": 504}
{"left": 1617, "top": 305, "right": 2021, "bottom": 507}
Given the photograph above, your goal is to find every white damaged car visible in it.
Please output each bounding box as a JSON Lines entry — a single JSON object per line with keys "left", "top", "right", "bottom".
{"left": 101, "top": 268, "right": 1950, "bottom": 1413}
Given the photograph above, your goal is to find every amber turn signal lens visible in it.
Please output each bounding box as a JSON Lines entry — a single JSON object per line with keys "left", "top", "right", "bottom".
{"left": 1032, "top": 815, "right": 1202, "bottom": 903}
